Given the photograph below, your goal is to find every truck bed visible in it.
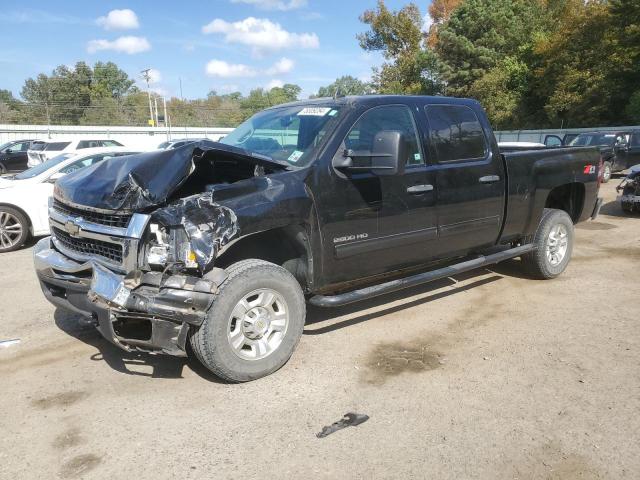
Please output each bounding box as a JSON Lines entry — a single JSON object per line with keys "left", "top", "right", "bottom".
{"left": 499, "top": 146, "right": 601, "bottom": 242}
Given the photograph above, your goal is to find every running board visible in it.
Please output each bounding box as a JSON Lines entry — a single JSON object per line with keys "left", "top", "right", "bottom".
{"left": 308, "top": 244, "right": 536, "bottom": 308}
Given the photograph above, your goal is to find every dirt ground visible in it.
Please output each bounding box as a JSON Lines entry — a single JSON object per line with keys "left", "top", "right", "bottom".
{"left": 1, "top": 178, "right": 639, "bottom": 480}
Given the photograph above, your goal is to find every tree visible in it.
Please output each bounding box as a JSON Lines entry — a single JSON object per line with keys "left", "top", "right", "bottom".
{"left": 358, "top": 1, "right": 442, "bottom": 94}
{"left": 425, "top": 0, "right": 462, "bottom": 48}
{"left": 531, "top": 1, "right": 616, "bottom": 127}
{"left": 315, "top": 75, "right": 371, "bottom": 97}
{"left": 436, "top": 0, "right": 547, "bottom": 97}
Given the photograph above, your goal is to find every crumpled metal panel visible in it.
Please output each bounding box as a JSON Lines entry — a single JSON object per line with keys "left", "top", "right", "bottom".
{"left": 54, "top": 140, "right": 290, "bottom": 211}
{"left": 153, "top": 192, "right": 240, "bottom": 270}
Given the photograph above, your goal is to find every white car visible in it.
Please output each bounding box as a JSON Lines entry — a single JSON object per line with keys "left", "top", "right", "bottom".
{"left": 0, "top": 147, "right": 139, "bottom": 252}
{"left": 27, "top": 138, "right": 125, "bottom": 167}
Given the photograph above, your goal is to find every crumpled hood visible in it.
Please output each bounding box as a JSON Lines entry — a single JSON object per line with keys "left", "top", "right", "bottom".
{"left": 54, "top": 140, "right": 290, "bottom": 212}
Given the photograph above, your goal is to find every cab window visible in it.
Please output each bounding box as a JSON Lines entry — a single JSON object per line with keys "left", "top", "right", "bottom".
{"left": 345, "top": 105, "right": 423, "bottom": 166}
{"left": 425, "top": 105, "right": 488, "bottom": 162}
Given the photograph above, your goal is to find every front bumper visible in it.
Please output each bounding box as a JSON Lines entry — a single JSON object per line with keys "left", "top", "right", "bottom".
{"left": 34, "top": 237, "right": 224, "bottom": 356}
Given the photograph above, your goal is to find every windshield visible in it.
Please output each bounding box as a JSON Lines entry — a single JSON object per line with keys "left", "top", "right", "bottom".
{"left": 14, "top": 153, "right": 75, "bottom": 179}
{"left": 570, "top": 134, "right": 617, "bottom": 147}
{"left": 220, "top": 105, "right": 342, "bottom": 166}
{"left": 0, "top": 141, "right": 15, "bottom": 152}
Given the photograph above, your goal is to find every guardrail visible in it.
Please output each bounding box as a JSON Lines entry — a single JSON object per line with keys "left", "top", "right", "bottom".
{"left": 0, "top": 124, "right": 235, "bottom": 150}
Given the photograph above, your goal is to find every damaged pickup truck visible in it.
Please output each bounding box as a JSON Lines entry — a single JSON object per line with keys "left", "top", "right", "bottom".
{"left": 34, "top": 96, "right": 603, "bottom": 382}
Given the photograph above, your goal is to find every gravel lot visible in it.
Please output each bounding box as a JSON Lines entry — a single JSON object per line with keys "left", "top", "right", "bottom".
{"left": 1, "top": 179, "right": 639, "bottom": 479}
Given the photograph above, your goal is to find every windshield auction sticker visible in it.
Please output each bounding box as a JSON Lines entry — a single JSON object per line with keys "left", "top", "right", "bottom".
{"left": 298, "top": 107, "right": 332, "bottom": 116}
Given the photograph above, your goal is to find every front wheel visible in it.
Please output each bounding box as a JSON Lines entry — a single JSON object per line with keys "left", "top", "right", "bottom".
{"left": 0, "top": 206, "right": 30, "bottom": 252}
{"left": 190, "top": 259, "right": 306, "bottom": 382}
{"left": 521, "top": 208, "right": 574, "bottom": 279}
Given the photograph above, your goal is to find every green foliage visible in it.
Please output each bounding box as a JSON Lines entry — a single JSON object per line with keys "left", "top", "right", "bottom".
{"left": 315, "top": 76, "right": 371, "bottom": 97}
{"left": 626, "top": 91, "right": 640, "bottom": 124}
{"left": 358, "top": 1, "right": 443, "bottom": 94}
{"left": 357, "top": 0, "right": 640, "bottom": 128}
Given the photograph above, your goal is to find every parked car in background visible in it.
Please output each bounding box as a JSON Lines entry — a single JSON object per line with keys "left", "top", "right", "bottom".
{"left": 27, "top": 139, "right": 124, "bottom": 167}
{"left": 544, "top": 133, "right": 579, "bottom": 147}
{"left": 0, "top": 139, "right": 35, "bottom": 174}
{"left": 0, "top": 147, "right": 139, "bottom": 252}
{"left": 157, "top": 138, "right": 208, "bottom": 150}
{"left": 569, "top": 131, "right": 640, "bottom": 182}
{"left": 617, "top": 164, "right": 640, "bottom": 213}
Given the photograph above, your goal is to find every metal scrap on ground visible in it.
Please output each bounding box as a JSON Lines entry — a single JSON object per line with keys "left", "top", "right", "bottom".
{"left": 316, "top": 413, "right": 370, "bottom": 438}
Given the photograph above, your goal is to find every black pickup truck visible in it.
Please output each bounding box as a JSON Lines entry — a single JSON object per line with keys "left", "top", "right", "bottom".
{"left": 34, "top": 96, "right": 603, "bottom": 382}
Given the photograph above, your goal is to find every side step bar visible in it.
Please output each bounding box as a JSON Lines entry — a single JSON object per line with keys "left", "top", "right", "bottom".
{"left": 308, "top": 244, "right": 535, "bottom": 308}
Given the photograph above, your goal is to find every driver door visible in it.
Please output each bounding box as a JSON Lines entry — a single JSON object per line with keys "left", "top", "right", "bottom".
{"left": 319, "top": 103, "right": 438, "bottom": 285}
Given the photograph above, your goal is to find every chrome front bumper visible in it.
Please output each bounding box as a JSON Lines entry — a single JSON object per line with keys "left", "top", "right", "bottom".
{"left": 34, "top": 237, "right": 221, "bottom": 356}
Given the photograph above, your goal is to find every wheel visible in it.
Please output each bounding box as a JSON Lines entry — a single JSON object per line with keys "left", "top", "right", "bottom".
{"left": 190, "top": 259, "right": 306, "bottom": 382}
{"left": 0, "top": 206, "right": 30, "bottom": 252}
{"left": 521, "top": 208, "right": 574, "bottom": 279}
{"left": 0, "top": 163, "right": 6, "bottom": 176}
{"left": 602, "top": 161, "right": 612, "bottom": 183}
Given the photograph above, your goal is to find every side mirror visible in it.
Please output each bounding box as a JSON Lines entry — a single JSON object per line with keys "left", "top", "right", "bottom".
{"left": 333, "top": 130, "right": 406, "bottom": 176}
{"left": 5, "top": 149, "right": 12, "bottom": 154}
{"left": 370, "top": 131, "right": 406, "bottom": 176}
{"left": 46, "top": 172, "right": 65, "bottom": 184}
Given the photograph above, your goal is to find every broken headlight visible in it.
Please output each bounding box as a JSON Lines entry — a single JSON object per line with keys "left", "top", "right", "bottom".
{"left": 145, "top": 223, "right": 199, "bottom": 270}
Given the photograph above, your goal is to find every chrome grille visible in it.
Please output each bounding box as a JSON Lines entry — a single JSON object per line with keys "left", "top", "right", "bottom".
{"left": 52, "top": 227, "right": 123, "bottom": 264}
{"left": 53, "top": 199, "right": 131, "bottom": 229}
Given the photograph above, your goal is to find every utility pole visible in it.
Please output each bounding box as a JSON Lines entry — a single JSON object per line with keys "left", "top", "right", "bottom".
{"left": 140, "top": 68, "right": 155, "bottom": 126}
{"left": 153, "top": 95, "right": 159, "bottom": 127}
{"left": 179, "top": 77, "right": 184, "bottom": 101}
{"left": 163, "top": 96, "right": 169, "bottom": 140}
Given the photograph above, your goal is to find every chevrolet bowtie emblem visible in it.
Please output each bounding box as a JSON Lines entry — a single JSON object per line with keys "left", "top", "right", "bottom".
{"left": 64, "top": 220, "right": 80, "bottom": 236}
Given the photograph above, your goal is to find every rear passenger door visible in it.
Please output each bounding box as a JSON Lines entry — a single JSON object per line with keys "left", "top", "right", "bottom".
{"left": 424, "top": 104, "right": 505, "bottom": 256}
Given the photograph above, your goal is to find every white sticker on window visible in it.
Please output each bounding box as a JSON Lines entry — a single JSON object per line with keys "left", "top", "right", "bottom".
{"left": 288, "top": 150, "right": 304, "bottom": 163}
{"left": 414, "top": 153, "right": 422, "bottom": 161}
{"left": 298, "top": 107, "right": 332, "bottom": 116}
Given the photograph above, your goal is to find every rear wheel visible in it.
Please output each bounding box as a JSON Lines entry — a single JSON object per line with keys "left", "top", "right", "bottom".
{"left": 0, "top": 164, "right": 6, "bottom": 175}
{"left": 602, "top": 161, "right": 612, "bottom": 183}
{"left": 0, "top": 206, "right": 30, "bottom": 252}
{"left": 190, "top": 259, "right": 306, "bottom": 382}
{"left": 521, "top": 208, "right": 574, "bottom": 279}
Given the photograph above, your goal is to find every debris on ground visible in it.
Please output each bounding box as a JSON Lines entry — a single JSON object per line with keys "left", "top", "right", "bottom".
{"left": 0, "top": 339, "right": 20, "bottom": 348}
{"left": 316, "top": 413, "right": 369, "bottom": 438}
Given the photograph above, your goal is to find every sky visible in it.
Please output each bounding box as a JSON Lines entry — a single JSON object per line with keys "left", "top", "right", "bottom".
{"left": 0, "top": 0, "right": 433, "bottom": 100}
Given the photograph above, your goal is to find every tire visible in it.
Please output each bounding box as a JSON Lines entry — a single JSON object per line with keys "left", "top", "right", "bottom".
{"left": 0, "top": 206, "right": 30, "bottom": 252}
{"left": 521, "top": 208, "right": 574, "bottom": 279}
{"left": 0, "top": 163, "right": 6, "bottom": 176}
{"left": 190, "top": 259, "right": 306, "bottom": 382}
{"left": 602, "top": 161, "right": 612, "bottom": 183}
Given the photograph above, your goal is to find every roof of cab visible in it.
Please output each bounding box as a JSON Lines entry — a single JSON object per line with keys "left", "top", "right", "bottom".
{"left": 267, "top": 94, "right": 481, "bottom": 111}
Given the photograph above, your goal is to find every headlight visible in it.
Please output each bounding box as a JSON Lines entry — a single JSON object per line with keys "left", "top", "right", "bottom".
{"left": 146, "top": 223, "right": 199, "bottom": 269}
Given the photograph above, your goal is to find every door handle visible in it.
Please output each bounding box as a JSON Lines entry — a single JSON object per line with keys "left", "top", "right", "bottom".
{"left": 479, "top": 175, "right": 501, "bottom": 184}
{"left": 407, "top": 184, "right": 434, "bottom": 194}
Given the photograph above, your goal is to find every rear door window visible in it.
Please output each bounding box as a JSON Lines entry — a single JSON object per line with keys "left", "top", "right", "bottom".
{"left": 101, "top": 140, "right": 123, "bottom": 147}
{"left": 44, "top": 142, "right": 71, "bottom": 151}
{"left": 425, "top": 105, "right": 488, "bottom": 162}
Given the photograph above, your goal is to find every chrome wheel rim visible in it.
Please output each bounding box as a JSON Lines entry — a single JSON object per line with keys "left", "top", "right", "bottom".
{"left": 546, "top": 224, "right": 569, "bottom": 266}
{"left": 227, "top": 288, "right": 289, "bottom": 361}
{"left": 0, "top": 211, "right": 23, "bottom": 249}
